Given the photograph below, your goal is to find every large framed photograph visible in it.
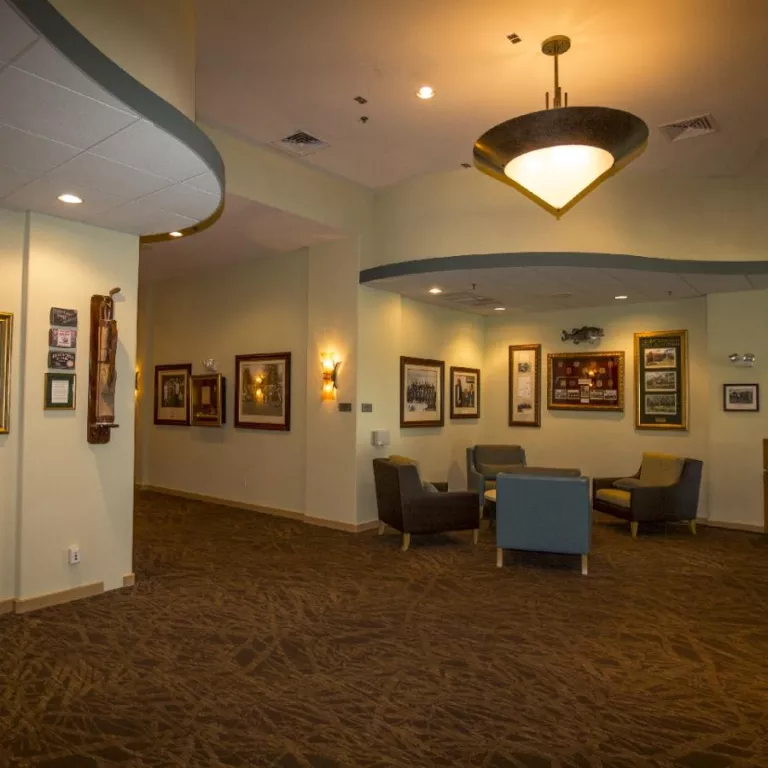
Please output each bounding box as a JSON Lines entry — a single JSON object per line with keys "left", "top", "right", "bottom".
{"left": 400, "top": 356, "right": 444, "bottom": 428}
{"left": 547, "top": 351, "right": 625, "bottom": 412}
{"left": 509, "top": 344, "right": 541, "bottom": 427}
{"left": 0, "top": 312, "right": 13, "bottom": 433}
{"left": 450, "top": 366, "right": 480, "bottom": 419}
{"left": 235, "top": 352, "right": 291, "bottom": 431}
{"left": 723, "top": 384, "right": 759, "bottom": 412}
{"left": 154, "top": 364, "right": 191, "bottom": 426}
{"left": 191, "top": 373, "right": 227, "bottom": 427}
{"left": 635, "top": 329, "right": 687, "bottom": 430}
{"left": 44, "top": 372, "right": 76, "bottom": 410}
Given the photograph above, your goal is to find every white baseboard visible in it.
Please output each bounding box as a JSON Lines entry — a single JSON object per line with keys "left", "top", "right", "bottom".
{"left": 697, "top": 518, "right": 764, "bottom": 534}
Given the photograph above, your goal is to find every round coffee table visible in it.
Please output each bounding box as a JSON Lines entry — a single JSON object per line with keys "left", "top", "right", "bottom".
{"left": 483, "top": 489, "right": 496, "bottom": 522}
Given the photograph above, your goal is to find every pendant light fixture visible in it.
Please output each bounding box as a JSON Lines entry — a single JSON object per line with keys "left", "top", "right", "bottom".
{"left": 473, "top": 35, "right": 649, "bottom": 217}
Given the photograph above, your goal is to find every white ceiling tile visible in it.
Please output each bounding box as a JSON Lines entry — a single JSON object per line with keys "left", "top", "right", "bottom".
{"left": 13, "top": 40, "right": 136, "bottom": 114}
{"left": 140, "top": 183, "right": 218, "bottom": 220}
{"left": 0, "top": 66, "right": 138, "bottom": 149}
{"left": 600, "top": 269, "right": 701, "bottom": 300}
{"left": 680, "top": 273, "right": 754, "bottom": 294}
{"left": 746, "top": 274, "right": 768, "bottom": 290}
{"left": 45, "top": 152, "right": 175, "bottom": 200}
{"left": 90, "top": 120, "right": 209, "bottom": 182}
{"left": 183, "top": 171, "right": 221, "bottom": 195}
{"left": 97, "top": 199, "right": 196, "bottom": 236}
{"left": 0, "top": 2, "right": 37, "bottom": 64}
{"left": 0, "top": 165, "right": 36, "bottom": 197}
{"left": 0, "top": 122, "right": 81, "bottom": 174}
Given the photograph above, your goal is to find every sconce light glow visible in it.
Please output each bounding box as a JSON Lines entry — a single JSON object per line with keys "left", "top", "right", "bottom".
{"left": 494, "top": 307, "right": 506, "bottom": 311}
{"left": 169, "top": 231, "right": 183, "bottom": 238}
{"left": 614, "top": 295, "right": 628, "bottom": 300}
{"left": 321, "top": 352, "right": 342, "bottom": 401}
{"left": 57, "top": 193, "right": 82, "bottom": 204}
{"left": 428, "top": 287, "right": 443, "bottom": 295}
{"left": 417, "top": 85, "right": 435, "bottom": 100}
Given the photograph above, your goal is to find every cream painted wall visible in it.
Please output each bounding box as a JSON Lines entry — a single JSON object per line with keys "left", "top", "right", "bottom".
{"left": 483, "top": 298, "right": 710, "bottom": 517}
{"left": 706, "top": 290, "right": 768, "bottom": 528}
{"left": 18, "top": 214, "right": 138, "bottom": 598}
{"left": 356, "top": 288, "right": 486, "bottom": 523}
{"left": 51, "top": 0, "right": 196, "bottom": 119}
{"left": 141, "top": 250, "right": 309, "bottom": 515}
{"left": 0, "top": 210, "right": 26, "bottom": 600}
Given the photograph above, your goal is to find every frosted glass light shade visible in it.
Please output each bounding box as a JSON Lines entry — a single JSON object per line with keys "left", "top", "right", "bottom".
{"left": 504, "top": 145, "right": 614, "bottom": 211}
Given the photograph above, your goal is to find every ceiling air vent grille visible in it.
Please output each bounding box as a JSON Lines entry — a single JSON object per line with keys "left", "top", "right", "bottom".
{"left": 659, "top": 114, "right": 717, "bottom": 142}
{"left": 271, "top": 131, "right": 329, "bottom": 157}
{"left": 441, "top": 291, "right": 500, "bottom": 308}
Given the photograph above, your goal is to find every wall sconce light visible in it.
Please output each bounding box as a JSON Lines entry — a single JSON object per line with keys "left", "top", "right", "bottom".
{"left": 321, "top": 352, "right": 341, "bottom": 401}
{"left": 135, "top": 368, "right": 140, "bottom": 397}
{"left": 728, "top": 353, "right": 756, "bottom": 367}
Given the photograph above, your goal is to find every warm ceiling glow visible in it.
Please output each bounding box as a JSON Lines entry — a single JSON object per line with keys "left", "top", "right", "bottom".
{"left": 57, "top": 193, "right": 82, "bottom": 204}
{"left": 169, "top": 231, "right": 183, "bottom": 238}
{"left": 428, "top": 287, "right": 443, "bottom": 294}
{"left": 417, "top": 85, "right": 435, "bottom": 100}
{"left": 504, "top": 144, "right": 614, "bottom": 211}
{"left": 614, "top": 295, "right": 628, "bottom": 300}
{"left": 494, "top": 307, "right": 506, "bottom": 311}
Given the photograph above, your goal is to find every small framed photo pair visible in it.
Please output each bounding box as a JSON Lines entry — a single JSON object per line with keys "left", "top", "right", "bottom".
{"left": 509, "top": 344, "right": 541, "bottom": 427}
{"left": 400, "top": 356, "right": 445, "bottom": 428}
{"left": 154, "top": 364, "right": 192, "bottom": 426}
{"left": 235, "top": 352, "right": 291, "bottom": 431}
{"left": 723, "top": 384, "right": 759, "bottom": 412}
{"left": 450, "top": 366, "right": 480, "bottom": 419}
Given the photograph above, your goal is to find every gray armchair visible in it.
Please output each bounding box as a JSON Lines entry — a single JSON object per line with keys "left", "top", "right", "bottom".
{"left": 373, "top": 459, "right": 480, "bottom": 551}
{"left": 467, "top": 445, "right": 527, "bottom": 507}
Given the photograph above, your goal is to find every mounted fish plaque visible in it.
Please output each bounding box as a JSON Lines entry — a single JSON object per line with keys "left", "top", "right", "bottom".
{"left": 561, "top": 326, "right": 604, "bottom": 345}
{"left": 87, "top": 288, "right": 121, "bottom": 444}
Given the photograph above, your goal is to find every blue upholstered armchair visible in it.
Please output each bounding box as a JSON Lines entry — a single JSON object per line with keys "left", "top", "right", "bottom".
{"left": 466, "top": 445, "right": 526, "bottom": 507}
{"left": 495, "top": 472, "right": 592, "bottom": 575}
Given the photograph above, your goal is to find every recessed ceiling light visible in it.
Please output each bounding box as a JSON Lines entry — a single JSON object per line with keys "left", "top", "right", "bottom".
{"left": 614, "top": 295, "right": 628, "bottom": 300}
{"left": 494, "top": 307, "right": 506, "bottom": 311}
{"left": 57, "top": 193, "right": 82, "bottom": 204}
{"left": 169, "top": 231, "right": 183, "bottom": 238}
{"left": 417, "top": 85, "right": 435, "bottom": 100}
{"left": 428, "top": 287, "right": 442, "bottom": 294}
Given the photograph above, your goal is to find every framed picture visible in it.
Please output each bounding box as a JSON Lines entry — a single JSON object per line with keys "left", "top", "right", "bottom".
{"left": 400, "top": 356, "right": 444, "bottom": 427}
{"left": 49, "top": 327, "right": 77, "bottom": 349}
{"left": 50, "top": 307, "right": 78, "bottom": 327}
{"left": 235, "top": 352, "right": 291, "bottom": 431}
{"left": 44, "top": 372, "right": 76, "bottom": 410}
{"left": 191, "top": 373, "right": 227, "bottom": 427}
{"left": 0, "top": 312, "right": 12, "bottom": 433}
{"left": 48, "top": 350, "right": 75, "bottom": 370}
{"left": 154, "top": 364, "right": 191, "bottom": 426}
{"left": 634, "top": 329, "right": 688, "bottom": 429}
{"left": 723, "top": 384, "right": 759, "bottom": 412}
{"left": 450, "top": 366, "right": 480, "bottom": 419}
{"left": 547, "top": 351, "right": 625, "bottom": 412}
{"left": 509, "top": 344, "right": 541, "bottom": 427}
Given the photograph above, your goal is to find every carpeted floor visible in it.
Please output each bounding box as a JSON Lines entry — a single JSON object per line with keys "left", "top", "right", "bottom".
{"left": 1, "top": 492, "right": 768, "bottom": 767}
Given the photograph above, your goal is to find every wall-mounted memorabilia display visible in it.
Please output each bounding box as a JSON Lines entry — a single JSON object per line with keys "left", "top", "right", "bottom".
{"left": 50, "top": 307, "right": 78, "bottom": 327}
{"left": 0, "top": 312, "right": 12, "bottom": 434}
{"left": 235, "top": 352, "right": 291, "bottom": 431}
{"left": 49, "top": 328, "right": 77, "bottom": 349}
{"left": 560, "top": 326, "right": 604, "bottom": 345}
{"left": 191, "top": 373, "right": 226, "bottom": 427}
{"left": 547, "top": 351, "right": 625, "bottom": 412}
{"left": 509, "top": 344, "right": 541, "bottom": 427}
{"left": 48, "top": 350, "right": 75, "bottom": 370}
{"left": 154, "top": 363, "right": 192, "bottom": 426}
{"left": 634, "top": 329, "right": 687, "bottom": 430}
{"left": 44, "top": 372, "right": 76, "bottom": 410}
{"left": 400, "top": 356, "right": 444, "bottom": 428}
{"left": 450, "top": 366, "right": 480, "bottom": 419}
{"left": 723, "top": 383, "right": 759, "bottom": 412}
{"left": 88, "top": 290, "right": 122, "bottom": 443}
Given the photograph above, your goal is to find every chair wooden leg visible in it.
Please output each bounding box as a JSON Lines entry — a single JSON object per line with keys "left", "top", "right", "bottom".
{"left": 472, "top": 529, "right": 479, "bottom": 546}
{"left": 496, "top": 548, "right": 503, "bottom": 568}
{"left": 401, "top": 533, "right": 411, "bottom": 552}
{"left": 630, "top": 521, "right": 639, "bottom": 539}
{"left": 581, "top": 554, "right": 588, "bottom": 576}
{"left": 377, "top": 521, "right": 386, "bottom": 535}
{"left": 689, "top": 520, "right": 697, "bottom": 535}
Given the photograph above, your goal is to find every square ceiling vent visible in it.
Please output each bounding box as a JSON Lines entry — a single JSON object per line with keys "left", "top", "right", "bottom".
{"left": 270, "top": 130, "right": 330, "bottom": 158}
{"left": 659, "top": 114, "right": 717, "bottom": 142}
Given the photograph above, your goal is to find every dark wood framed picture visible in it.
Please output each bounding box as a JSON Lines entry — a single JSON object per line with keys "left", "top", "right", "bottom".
{"left": 634, "top": 329, "right": 688, "bottom": 430}
{"left": 235, "top": 352, "right": 291, "bottom": 431}
{"left": 44, "top": 372, "right": 76, "bottom": 410}
{"left": 154, "top": 364, "right": 192, "bottom": 426}
{"left": 400, "top": 356, "right": 444, "bottom": 428}
{"left": 191, "top": 373, "right": 227, "bottom": 426}
{"left": 547, "top": 351, "right": 625, "bottom": 412}
{"left": 450, "top": 366, "right": 480, "bottom": 419}
{"left": 723, "top": 384, "right": 759, "bottom": 412}
{"left": 509, "top": 344, "right": 541, "bottom": 427}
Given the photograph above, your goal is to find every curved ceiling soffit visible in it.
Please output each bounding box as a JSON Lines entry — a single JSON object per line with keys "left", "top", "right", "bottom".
{"left": 8, "top": 0, "right": 224, "bottom": 240}
{"left": 360, "top": 252, "right": 768, "bottom": 284}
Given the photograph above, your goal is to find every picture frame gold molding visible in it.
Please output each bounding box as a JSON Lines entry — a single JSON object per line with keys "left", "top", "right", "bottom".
{"left": 0, "top": 312, "right": 12, "bottom": 434}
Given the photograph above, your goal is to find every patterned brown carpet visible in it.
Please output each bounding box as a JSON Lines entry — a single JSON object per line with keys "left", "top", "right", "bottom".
{"left": 1, "top": 491, "right": 768, "bottom": 767}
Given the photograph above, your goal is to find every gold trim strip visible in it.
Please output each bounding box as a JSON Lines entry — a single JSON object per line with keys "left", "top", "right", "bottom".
{"left": 122, "top": 573, "right": 136, "bottom": 587}
{"left": 14, "top": 581, "right": 104, "bottom": 614}
{"left": 0, "top": 597, "right": 14, "bottom": 616}
{"left": 697, "top": 519, "right": 764, "bottom": 534}
{"left": 0, "top": 312, "right": 12, "bottom": 434}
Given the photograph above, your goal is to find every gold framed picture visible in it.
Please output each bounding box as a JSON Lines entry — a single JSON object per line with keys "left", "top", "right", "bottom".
{"left": 634, "top": 329, "right": 688, "bottom": 430}
{"left": 235, "top": 352, "right": 291, "bottom": 431}
{"left": 191, "top": 373, "right": 226, "bottom": 427}
{"left": 509, "top": 344, "right": 541, "bottom": 427}
{"left": 547, "top": 351, "right": 625, "bottom": 412}
{"left": 44, "top": 372, "right": 76, "bottom": 410}
{"left": 0, "top": 312, "right": 13, "bottom": 433}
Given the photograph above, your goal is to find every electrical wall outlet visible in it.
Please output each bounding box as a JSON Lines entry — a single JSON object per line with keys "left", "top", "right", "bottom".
{"left": 68, "top": 546, "right": 80, "bottom": 565}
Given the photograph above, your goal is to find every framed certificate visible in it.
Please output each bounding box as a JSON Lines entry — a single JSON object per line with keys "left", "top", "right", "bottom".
{"left": 44, "top": 372, "right": 76, "bottom": 410}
